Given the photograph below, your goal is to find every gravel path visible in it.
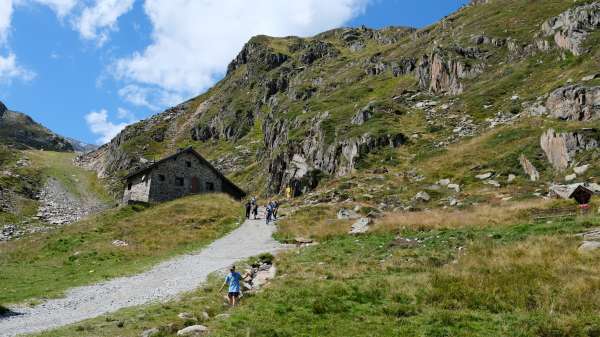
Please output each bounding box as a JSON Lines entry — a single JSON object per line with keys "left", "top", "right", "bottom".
{"left": 0, "top": 210, "right": 284, "bottom": 337}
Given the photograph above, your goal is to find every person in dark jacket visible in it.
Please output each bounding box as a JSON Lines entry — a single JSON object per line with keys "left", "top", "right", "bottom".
{"left": 244, "top": 201, "right": 251, "bottom": 219}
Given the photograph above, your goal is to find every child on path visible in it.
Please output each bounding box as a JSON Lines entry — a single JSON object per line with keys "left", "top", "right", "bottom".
{"left": 219, "top": 265, "right": 242, "bottom": 306}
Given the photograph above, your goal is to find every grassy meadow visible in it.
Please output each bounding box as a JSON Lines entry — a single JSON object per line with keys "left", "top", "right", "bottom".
{"left": 27, "top": 200, "right": 600, "bottom": 337}
{"left": 0, "top": 193, "right": 243, "bottom": 305}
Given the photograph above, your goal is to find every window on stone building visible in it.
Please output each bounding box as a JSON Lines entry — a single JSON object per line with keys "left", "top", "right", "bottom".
{"left": 175, "top": 177, "right": 184, "bottom": 187}
{"left": 186, "top": 161, "right": 192, "bottom": 168}
{"left": 206, "top": 182, "right": 215, "bottom": 191}
{"left": 158, "top": 174, "right": 165, "bottom": 182}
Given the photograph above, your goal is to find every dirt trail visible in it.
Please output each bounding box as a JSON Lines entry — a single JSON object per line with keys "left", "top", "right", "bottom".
{"left": 0, "top": 209, "right": 285, "bottom": 337}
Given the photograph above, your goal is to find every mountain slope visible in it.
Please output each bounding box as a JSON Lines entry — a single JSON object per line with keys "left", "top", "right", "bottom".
{"left": 0, "top": 101, "right": 73, "bottom": 152}
{"left": 78, "top": 0, "right": 600, "bottom": 203}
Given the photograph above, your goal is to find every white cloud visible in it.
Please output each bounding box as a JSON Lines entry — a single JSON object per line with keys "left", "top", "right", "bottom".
{"left": 74, "top": 0, "right": 135, "bottom": 45}
{"left": 0, "top": 52, "right": 36, "bottom": 83}
{"left": 118, "top": 84, "right": 157, "bottom": 110}
{"left": 0, "top": 0, "right": 14, "bottom": 44}
{"left": 114, "top": 0, "right": 369, "bottom": 101}
{"left": 32, "top": 0, "right": 78, "bottom": 18}
{"left": 118, "top": 83, "right": 183, "bottom": 111}
{"left": 85, "top": 109, "right": 130, "bottom": 144}
{"left": 116, "top": 107, "right": 136, "bottom": 121}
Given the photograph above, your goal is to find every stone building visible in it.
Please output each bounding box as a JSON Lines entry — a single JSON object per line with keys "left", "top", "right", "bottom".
{"left": 122, "top": 147, "right": 245, "bottom": 204}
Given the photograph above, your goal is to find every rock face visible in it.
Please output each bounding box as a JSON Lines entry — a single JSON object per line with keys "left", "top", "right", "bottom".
{"left": 519, "top": 155, "right": 540, "bottom": 181}
{"left": 416, "top": 48, "right": 485, "bottom": 95}
{"left": 546, "top": 85, "right": 600, "bottom": 121}
{"left": 542, "top": 2, "right": 600, "bottom": 56}
{"left": 0, "top": 101, "right": 73, "bottom": 151}
{"left": 540, "top": 128, "right": 600, "bottom": 170}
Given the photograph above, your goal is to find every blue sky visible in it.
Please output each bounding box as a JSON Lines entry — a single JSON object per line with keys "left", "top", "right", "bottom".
{"left": 0, "top": 0, "right": 468, "bottom": 145}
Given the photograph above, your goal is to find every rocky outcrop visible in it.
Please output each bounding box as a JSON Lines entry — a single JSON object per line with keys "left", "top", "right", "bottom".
{"left": 0, "top": 101, "right": 73, "bottom": 152}
{"left": 295, "top": 40, "right": 339, "bottom": 65}
{"left": 226, "top": 38, "right": 288, "bottom": 75}
{"left": 265, "top": 112, "right": 406, "bottom": 194}
{"left": 519, "top": 154, "right": 540, "bottom": 181}
{"left": 540, "top": 128, "right": 600, "bottom": 170}
{"left": 546, "top": 85, "right": 600, "bottom": 121}
{"left": 416, "top": 48, "right": 484, "bottom": 95}
{"left": 542, "top": 2, "right": 600, "bottom": 56}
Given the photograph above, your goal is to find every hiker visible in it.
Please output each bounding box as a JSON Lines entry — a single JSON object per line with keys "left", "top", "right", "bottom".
{"left": 251, "top": 196, "right": 257, "bottom": 206}
{"left": 244, "top": 200, "right": 251, "bottom": 219}
{"left": 252, "top": 203, "right": 259, "bottom": 219}
{"left": 219, "top": 265, "right": 242, "bottom": 306}
{"left": 265, "top": 202, "right": 273, "bottom": 224}
{"left": 272, "top": 200, "right": 279, "bottom": 220}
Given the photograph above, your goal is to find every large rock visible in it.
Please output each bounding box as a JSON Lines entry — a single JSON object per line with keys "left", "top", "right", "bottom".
{"left": 416, "top": 48, "right": 484, "bottom": 96}
{"left": 579, "top": 241, "right": 600, "bottom": 252}
{"left": 546, "top": 85, "right": 600, "bottom": 121}
{"left": 349, "top": 218, "right": 371, "bottom": 235}
{"left": 337, "top": 208, "right": 360, "bottom": 220}
{"left": 540, "top": 128, "right": 599, "bottom": 170}
{"left": 177, "top": 325, "right": 209, "bottom": 336}
{"left": 542, "top": 3, "right": 600, "bottom": 56}
{"left": 519, "top": 155, "right": 540, "bottom": 181}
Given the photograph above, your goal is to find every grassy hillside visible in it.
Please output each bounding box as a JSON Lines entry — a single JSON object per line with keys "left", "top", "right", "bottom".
{"left": 0, "top": 194, "right": 242, "bottom": 304}
{"left": 26, "top": 150, "right": 113, "bottom": 204}
{"left": 30, "top": 200, "right": 600, "bottom": 337}
{"left": 80, "top": 0, "right": 600, "bottom": 202}
{"left": 0, "top": 150, "right": 114, "bottom": 227}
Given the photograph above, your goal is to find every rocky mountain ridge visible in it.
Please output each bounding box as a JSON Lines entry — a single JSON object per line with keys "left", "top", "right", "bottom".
{"left": 0, "top": 101, "right": 73, "bottom": 152}
{"left": 79, "top": 0, "right": 600, "bottom": 201}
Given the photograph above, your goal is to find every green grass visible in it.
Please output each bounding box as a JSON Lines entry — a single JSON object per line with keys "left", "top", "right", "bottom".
{"left": 0, "top": 193, "right": 243, "bottom": 304}
{"left": 31, "top": 202, "right": 600, "bottom": 337}
{"left": 25, "top": 150, "right": 113, "bottom": 203}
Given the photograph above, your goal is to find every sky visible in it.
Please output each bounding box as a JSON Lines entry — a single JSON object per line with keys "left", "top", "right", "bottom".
{"left": 0, "top": 0, "right": 469, "bottom": 145}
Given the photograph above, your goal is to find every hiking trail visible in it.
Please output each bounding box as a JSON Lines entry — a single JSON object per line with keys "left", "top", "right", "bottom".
{"left": 0, "top": 209, "right": 284, "bottom": 337}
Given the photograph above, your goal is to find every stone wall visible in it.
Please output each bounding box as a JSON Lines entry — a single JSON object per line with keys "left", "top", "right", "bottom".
{"left": 123, "top": 173, "right": 152, "bottom": 204}
{"left": 147, "top": 152, "right": 223, "bottom": 203}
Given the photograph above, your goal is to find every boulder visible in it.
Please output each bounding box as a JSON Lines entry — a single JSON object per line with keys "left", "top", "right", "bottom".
{"left": 507, "top": 174, "right": 516, "bottom": 183}
{"left": 519, "top": 155, "right": 540, "bottom": 181}
{"left": 177, "top": 325, "right": 209, "bottom": 336}
{"left": 447, "top": 183, "right": 461, "bottom": 193}
{"left": 582, "top": 74, "right": 600, "bottom": 82}
{"left": 540, "top": 128, "right": 599, "bottom": 171}
{"left": 579, "top": 241, "right": 600, "bottom": 252}
{"left": 349, "top": 218, "right": 371, "bottom": 235}
{"left": 476, "top": 172, "right": 493, "bottom": 180}
{"left": 177, "top": 312, "right": 196, "bottom": 321}
{"left": 565, "top": 174, "right": 577, "bottom": 182}
{"left": 414, "top": 191, "right": 431, "bottom": 202}
{"left": 438, "top": 179, "right": 451, "bottom": 186}
{"left": 337, "top": 208, "right": 360, "bottom": 220}
{"left": 485, "top": 180, "right": 501, "bottom": 188}
{"left": 574, "top": 164, "right": 590, "bottom": 175}
{"left": 545, "top": 85, "right": 600, "bottom": 121}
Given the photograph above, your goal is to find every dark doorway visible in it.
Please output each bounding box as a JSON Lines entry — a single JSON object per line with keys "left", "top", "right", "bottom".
{"left": 191, "top": 176, "right": 199, "bottom": 193}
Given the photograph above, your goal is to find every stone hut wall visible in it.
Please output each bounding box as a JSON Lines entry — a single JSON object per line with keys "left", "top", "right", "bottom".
{"left": 147, "top": 151, "right": 223, "bottom": 203}
{"left": 123, "top": 173, "right": 152, "bottom": 204}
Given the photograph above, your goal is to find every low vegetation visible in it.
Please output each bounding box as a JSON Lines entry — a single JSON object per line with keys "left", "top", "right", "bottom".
{"left": 25, "top": 150, "right": 113, "bottom": 203}
{"left": 0, "top": 194, "right": 242, "bottom": 304}
{"left": 30, "top": 199, "right": 600, "bottom": 337}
